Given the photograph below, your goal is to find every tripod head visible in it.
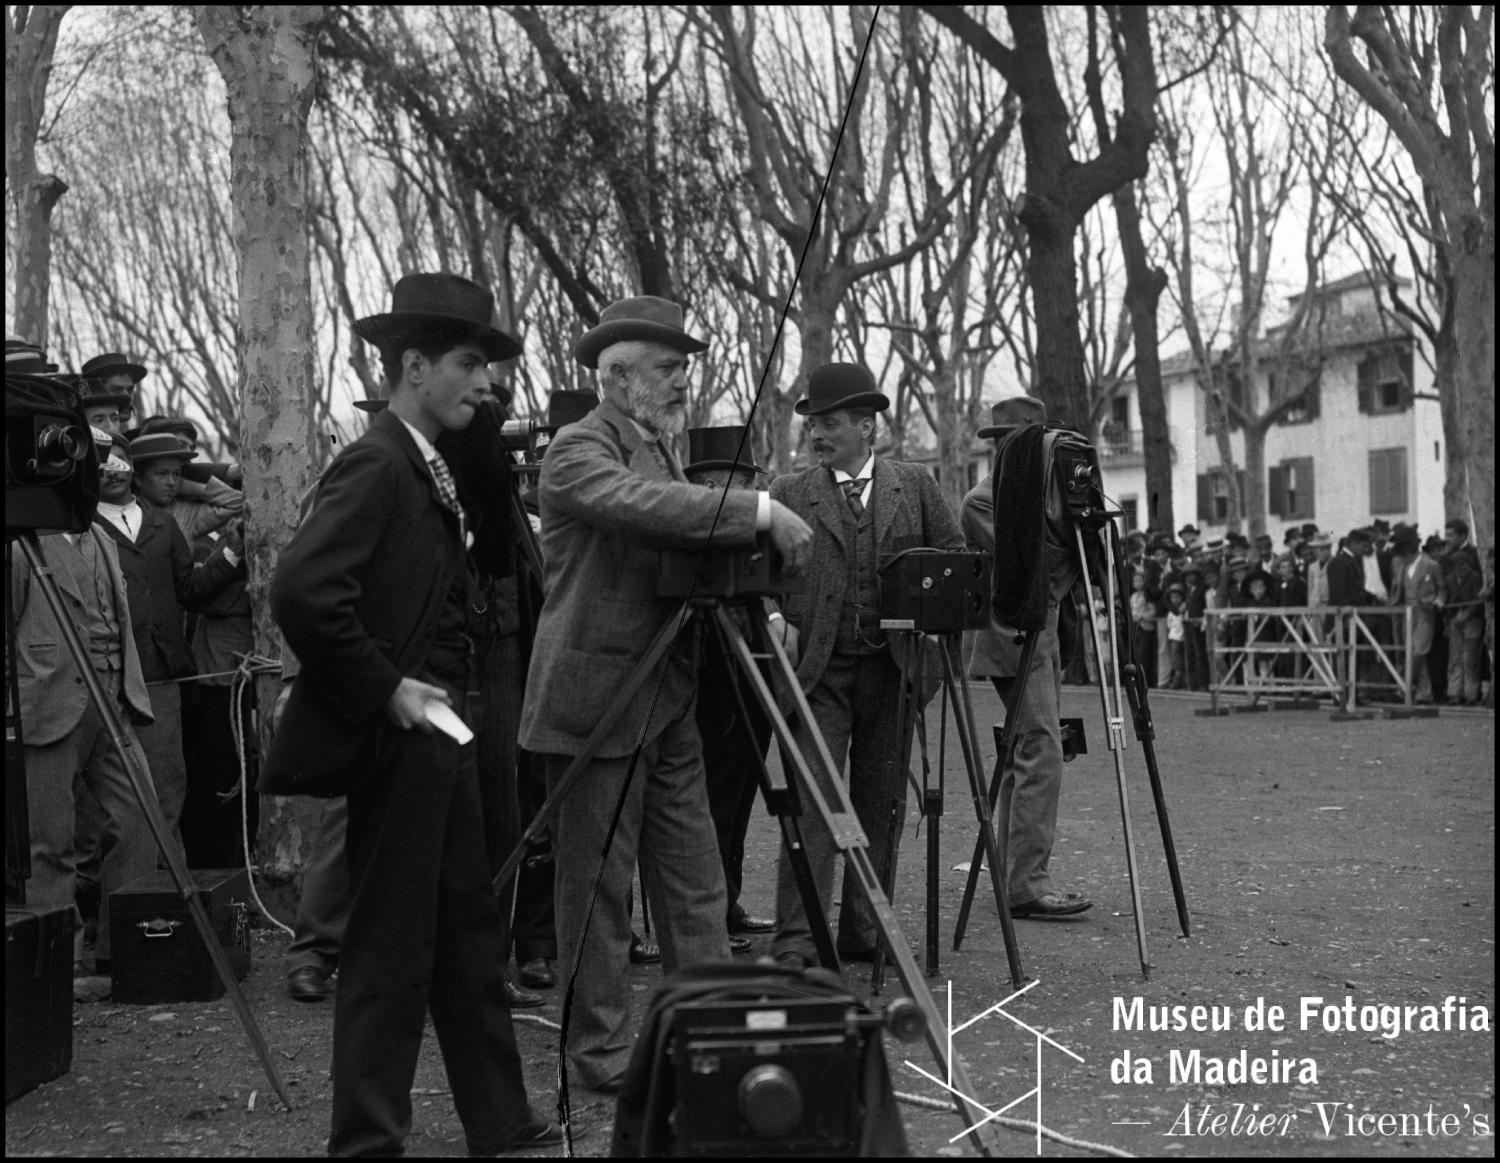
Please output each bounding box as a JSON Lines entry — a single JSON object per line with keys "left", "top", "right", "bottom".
{"left": 656, "top": 534, "right": 802, "bottom": 600}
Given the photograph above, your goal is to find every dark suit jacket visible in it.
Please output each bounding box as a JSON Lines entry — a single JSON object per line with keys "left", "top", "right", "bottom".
{"left": 260, "top": 409, "right": 468, "bottom": 794}
{"left": 95, "top": 504, "right": 241, "bottom": 681}
{"left": 770, "top": 457, "right": 964, "bottom": 694}
{"left": 518, "top": 396, "right": 759, "bottom": 758}
{"left": 1327, "top": 549, "right": 1372, "bottom": 606}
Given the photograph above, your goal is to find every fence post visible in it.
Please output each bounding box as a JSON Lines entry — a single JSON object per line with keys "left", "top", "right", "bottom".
{"left": 1402, "top": 604, "right": 1414, "bottom": 708}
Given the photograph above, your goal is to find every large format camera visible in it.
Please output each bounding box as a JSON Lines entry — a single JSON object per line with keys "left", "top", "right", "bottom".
{"left": 6, "top": 371, "right": 98, "bottom": 535}
{"left": 1048, "top": 425, "right": 1107, "bottom": 522}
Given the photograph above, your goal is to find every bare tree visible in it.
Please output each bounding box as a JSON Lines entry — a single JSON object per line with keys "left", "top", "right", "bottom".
{"left": 196, "top": 3, "right": 325, "bottom": 893}
{"left": 921, "top": 5, "right": 1158, "bottom": 429}
{"left": 6, "top": 4, "right": 72, "bottom": 340}
{"left": 1325, "top": 5, "right": 1495, "bottom": 554}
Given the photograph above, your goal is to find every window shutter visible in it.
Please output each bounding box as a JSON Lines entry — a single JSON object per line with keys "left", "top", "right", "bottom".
{"left": 1356, "top": 354, "right": 1374, "bottom": 414}
{"left": 1197, "top": 473, "right": 1213, "bottom": 522}
{"left": 1292, "top": 457, "right": 1315, "bottom": 519}
{"left": 1369, "top": 447, "right": 1409, "bottom": 515}
{"left": 1268, "top": 465, "right": 1287, "bottom": 517}
{"left": 1397, "top": 346, "right": 1415, "bottom": 409}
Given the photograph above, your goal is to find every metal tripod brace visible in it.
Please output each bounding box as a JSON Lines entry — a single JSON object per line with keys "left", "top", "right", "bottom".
{"left": 11, "top": 533, "right": 293, "bottom": 1108}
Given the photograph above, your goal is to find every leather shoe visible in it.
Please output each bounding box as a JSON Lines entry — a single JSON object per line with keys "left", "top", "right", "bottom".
{"left": 518, "top": 957, "right": 556, "bottom": 989}
{"left": 504, "top": 979, "right": 544, "bottom": 1009}
{"left": 286, "top": 965, "right": 333, "bottom": 1003}
{"left": 729, "top": 935, "right": 753, "bottom": 954}
{"left": 728, "top": 911, "right": 777, "bottom": 934}
{"left": 1010, "top": 891, "right": 1093, "bottom": 919}
{"left": 629, "top": 933, "right": 660, "bottom": 965}
{"left": 493, "top": 1118, "right": 565, "bottom": 1152}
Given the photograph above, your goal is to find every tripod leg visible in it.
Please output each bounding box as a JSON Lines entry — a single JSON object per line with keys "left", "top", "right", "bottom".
{"left": 942, "top": 639, "right": 1024, "bottom": 989}
{"left": 16, "top": 535, "right": 293, "bottom": 1109}
{"left": 1104, "top": 526, "right": 1191, "bottom": 939}
{"left": 713, "top": 606, "right": 1005, "bottom": 1155}
{"left": 953, "top": 631, "right": 1037, "bottom": 949}
{"left": 1076, "top": 525, "right": 1150, "bottom": 979}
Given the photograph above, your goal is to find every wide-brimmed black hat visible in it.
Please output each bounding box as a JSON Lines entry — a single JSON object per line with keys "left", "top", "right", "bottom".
{"left": 354, "top": 273, "right": 522, "bottom": 363}
{"left": 977, "top": 395, "right": 1046, "bottom": 438}
{"left": 1178, "top": 524, "right": 1200, "bottom": 537}
{"left": 544, "top": 390, "right": 600, "bottom": 431}
{"left": 794, "top": 363, "right": 889, "bottom": 416}
{"left": 574, "top": 296, "right": 707, "bottom": 370}
{"left": 81, "top": 351, "right": 148, "bottom": 384}
{"left": 683, "top": 425, "right": 765, "bottom": 477}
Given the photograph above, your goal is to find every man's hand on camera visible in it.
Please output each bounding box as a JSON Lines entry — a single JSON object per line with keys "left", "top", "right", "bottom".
{"left": 385, "top": 677, "right": 451, "bottom": 731}
{"left": 768, "top": 500, "right": 813, "bottom": 575}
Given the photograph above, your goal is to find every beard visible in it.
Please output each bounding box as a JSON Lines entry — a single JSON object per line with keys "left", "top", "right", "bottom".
{"left": 625, "top": 378, "right": 687, "bottom": 436}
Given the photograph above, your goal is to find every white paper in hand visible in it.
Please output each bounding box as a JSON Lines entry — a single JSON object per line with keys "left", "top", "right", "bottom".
{"left": 424, "top": 700, "right": 474, "bottom": 745}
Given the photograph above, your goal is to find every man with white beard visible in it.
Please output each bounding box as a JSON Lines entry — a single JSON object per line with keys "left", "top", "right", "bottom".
{"left": 518, "top": 295, "right": 811, "bottom": 1094}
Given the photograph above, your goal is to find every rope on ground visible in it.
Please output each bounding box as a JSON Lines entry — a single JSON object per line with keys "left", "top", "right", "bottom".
{"left": 892, "top": 1090, "right": 1135, "bottom": 1157}
{"left": 230, "top": 654, "right": 294, "bottom": 937}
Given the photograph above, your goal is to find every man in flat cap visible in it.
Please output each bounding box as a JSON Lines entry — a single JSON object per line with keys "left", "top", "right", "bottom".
{"left": 519, "top": 295, "right": 812, "bottom": 1093}
{"left": 768, "top": 362, "right": 964, "bottom": 969}
{"left": 262, "top": 272, "right": 560, "bottom": 1156}
{"left": 961, "top": 397, "right": 1092, "bottom": 918}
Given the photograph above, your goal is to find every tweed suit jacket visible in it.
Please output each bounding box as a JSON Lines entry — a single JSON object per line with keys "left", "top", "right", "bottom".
{"left": 1390, "top": 553, "right": 1446, "bottom": 610}
{"left": 10, "top": 530, "right": 154, "bottom": 746}
{"left": 260, "top": 408, "right": 468, "bottom": 793}
{"left": 518, "top": 396, "right": 760, "bottom": 758}
{"left": 770, "top": 457, "right": 964, "bottom": 694}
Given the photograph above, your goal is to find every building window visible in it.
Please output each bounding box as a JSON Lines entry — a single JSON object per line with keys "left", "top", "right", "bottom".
{"left": 1196, "top": 468, "right": 1246, "bottom": 523}
{"left": 1357, "top": 347, "right": 1414, "bottom": 414}
{"left": 1204, "top": 366, "right": 1246, "bottom": 434}
{"left": 1269, "top": 457, "right": 1315, "bottom": 520}
{"left": 1368, "top": 447, "right": 1408, "bottom": 514}
{"left": 1271, "top": 371, "right": 1321, "bottom": 425}
{"left": 1119, "top": 495, "right": 1139, "bottom": 533}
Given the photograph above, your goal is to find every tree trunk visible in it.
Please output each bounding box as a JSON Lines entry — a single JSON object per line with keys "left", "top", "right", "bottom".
{"left": 5, "top": 5, "right": 72, "bottom": 342}
{"left": 1023, "top": 211, "right": 1090, "bottom": 428}
{"left": 196, "top": 4, "right": 326, "bottom": 906}
{"left": 1241, "top": 422, "right": 1269, "bottom": 538}
{"left": 1450, "top": 247, "right": 1495, "bottom": 552}
{"left": 1431, "top": 313, "right": 1467, "bottom": 519}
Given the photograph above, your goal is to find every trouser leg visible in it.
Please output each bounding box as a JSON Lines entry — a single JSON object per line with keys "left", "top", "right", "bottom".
{"left": 285, "top": 796, "right": 349, "bottom": 976}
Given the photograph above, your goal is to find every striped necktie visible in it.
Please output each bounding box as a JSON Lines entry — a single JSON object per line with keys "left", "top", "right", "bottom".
{"left": 841, "top": 476, "right": 866, "bottom": 518}
{"left": 428, "top": 453, "right": 466, "bottom": 540}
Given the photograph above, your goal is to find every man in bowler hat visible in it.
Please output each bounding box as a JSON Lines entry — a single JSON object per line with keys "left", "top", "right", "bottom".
{"left": 261, "top": 272, "right": 559, "bottom": 1156}
{"left": 518, "top": 295, "right": 812, "bottom": 1093}
{"left": 768, "top": 362, "right": 965, "bottom": 969}
{"left": 962, "top": 397, "right": 1092, "bottom": 919}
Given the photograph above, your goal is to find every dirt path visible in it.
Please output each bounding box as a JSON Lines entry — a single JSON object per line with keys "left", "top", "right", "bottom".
{"left": 6, "top": 690, "right": 1493, "bottom": 1157}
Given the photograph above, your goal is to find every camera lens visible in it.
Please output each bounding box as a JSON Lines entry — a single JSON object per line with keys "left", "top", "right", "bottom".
{"left": 34, "top": 422, "right": 89, "bottom": 468}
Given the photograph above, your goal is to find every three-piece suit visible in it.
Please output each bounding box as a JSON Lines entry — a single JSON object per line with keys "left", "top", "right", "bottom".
{"left": 262, "top": 407, "right": 541, "bottom": 1157}
{"left": 518, "top": 395, "right": 759, "bottom": 1089}
{"left": 768, "top": 457, "right": 964, "bottom": 963}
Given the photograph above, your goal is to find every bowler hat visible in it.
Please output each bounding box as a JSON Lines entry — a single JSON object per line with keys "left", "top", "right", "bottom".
{"left": 977, "top": 395, "right": 1046, "bottom": 438}
{"left": 1178, "top": 524, "right": 1200, "bottom": 537}
{"left": 1308, "top": 533, "right": 1332, "bottom": 548}
{"left": 129, "top": 432, "right": 197, "bottom": 466}
{"left": 795, "top": 363, "right": 890, "bottom": 416}
{"left": 1370, "top": 518, "right": 1391, "bottom": 534}
{"left": 683, "top": 425, "right": 765, "bottom": 477}
{"left": 545, "top": 390, "right": 600, "bottom": 431}
{"left": 574, "top": 295, "right": 707, "bottom": 370}
{"left": 81, "top": 351, "right": 148, "bottom": 385}
{"left": 354, "top": 273, "right": 522, "bottom": 363}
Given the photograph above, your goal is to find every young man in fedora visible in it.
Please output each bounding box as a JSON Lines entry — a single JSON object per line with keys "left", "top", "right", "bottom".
{"left": 961, "top": 397, "right": 1093, "bottom": 920}
{"left": 684, "top": 425, "right": 780, "bottom": 953}
{"left": 262, "top": 272, "right": 560, "bottom": 1156}
{"left": 768, "top": 362, "right": 965, "bottom": 970}
{"left": 518, "top": 295, "right": 812, "bottom": 1093}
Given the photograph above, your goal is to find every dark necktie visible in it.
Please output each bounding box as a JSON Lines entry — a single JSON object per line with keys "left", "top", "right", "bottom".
{"left": 842, "top": 477, "right": 866, "bottom": 518}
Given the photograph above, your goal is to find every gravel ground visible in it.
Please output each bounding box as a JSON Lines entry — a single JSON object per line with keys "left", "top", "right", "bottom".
{"left": 6, "top": 686, "right": 1494, "bottom": 1157}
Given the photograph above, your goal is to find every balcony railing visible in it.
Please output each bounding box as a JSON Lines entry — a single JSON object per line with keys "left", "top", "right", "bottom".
{"left": 1098, "top": 427, "right": 1175, "bottom": 463}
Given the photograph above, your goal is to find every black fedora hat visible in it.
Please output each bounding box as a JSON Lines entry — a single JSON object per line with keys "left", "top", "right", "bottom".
{"left": 574, "top": 296, "right": 708, "bottom": 370}
{"left": 683, "top": 425, "right": 765, "bottom": 477}
{"left": 977, "top": 395, "right": 1046, "bottom": 438}
{"left": 794, "top": 363, "right": 889, "bottom": 416}
{"left": 81, "top": 351, "right": 148, "bottom": 384}
{"left": 354, "top": 273, "right": 522, "bottom": 363}
{"left": 544, "top": 390, "right": 600, "bottom": 431}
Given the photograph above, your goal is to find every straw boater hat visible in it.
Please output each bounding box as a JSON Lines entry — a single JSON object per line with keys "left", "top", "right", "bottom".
{"left": 683, "top": 425, "right": 766, "bottom": 477}
{"left": 977, "top": 394, "right": 1046, "bottom": 438}
{"left": 128, "top": 432, "right": 197, "bottom": 466}
{"left": 795, "top": 363, "right": 890, "bottom": 416}
{"left": 573, "top": 296, "right": 707, "bottom": 370}
{"left": 354, "top": 273, "right": 522, "bottom": 363}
